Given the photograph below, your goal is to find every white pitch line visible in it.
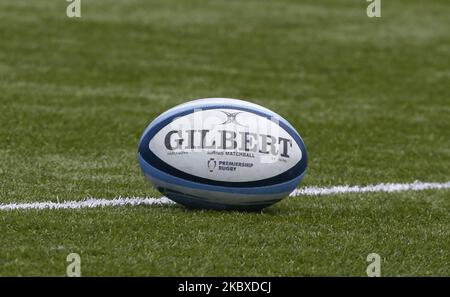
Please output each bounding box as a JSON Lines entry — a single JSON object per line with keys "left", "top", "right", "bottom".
{"left": 289, "top": 181, "right": 450, "bottom": 197}
{"left": 0, "top": 197, "right": 175, "bottom": 211}
{"left": 0, "top": 181, "right": 449, "bottom": 211}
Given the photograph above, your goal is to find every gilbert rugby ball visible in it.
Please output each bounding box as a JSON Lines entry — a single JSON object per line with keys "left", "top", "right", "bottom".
{"left": 138, "top": 98, "right": 307, "bottom": 210}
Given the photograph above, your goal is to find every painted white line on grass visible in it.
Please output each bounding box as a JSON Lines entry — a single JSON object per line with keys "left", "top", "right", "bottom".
{"left": 289, "top": 181, "right": 450, "bottom": 197}
{"left": 0, "top": 181, "right": 449, "bottom": 211}
{"left": 0, "top": 197, "right": 175, "bottom": 211}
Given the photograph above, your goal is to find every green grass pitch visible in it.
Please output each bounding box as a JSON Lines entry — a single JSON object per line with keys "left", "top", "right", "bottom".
{"left": 0, "top": 0, "right": 449, "bottom": 276}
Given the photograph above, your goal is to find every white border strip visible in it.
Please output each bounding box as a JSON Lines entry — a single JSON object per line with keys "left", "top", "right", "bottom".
{"left": 1, "top": 181, "right": 449, "bottom": 211}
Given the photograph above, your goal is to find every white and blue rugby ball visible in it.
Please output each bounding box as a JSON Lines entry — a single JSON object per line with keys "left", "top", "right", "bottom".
{"left": 138, "top": 98, "right": 307, "bottom": 210}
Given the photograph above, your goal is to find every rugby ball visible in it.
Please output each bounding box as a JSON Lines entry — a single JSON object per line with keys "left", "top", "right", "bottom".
{"left": 138, "top": 98, "right": 307, "bottom": 210}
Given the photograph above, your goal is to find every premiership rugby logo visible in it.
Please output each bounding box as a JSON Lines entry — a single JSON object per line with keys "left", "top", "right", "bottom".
{"left": 207, "top": 158, "right": 216, "bottom": 172}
